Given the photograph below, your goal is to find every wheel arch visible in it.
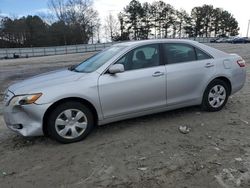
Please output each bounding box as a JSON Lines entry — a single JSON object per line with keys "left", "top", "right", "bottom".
{"left": 201, "top": 76, "right": 232, "bottom": 111}
{"left": 42, "top": 97, "right": 99, "bottom": 136}
{"left": 212, "top": 76, "right": 232, "bottom": 95}
{"left": 204, "top": 75, "right": 232, "bottom": 96}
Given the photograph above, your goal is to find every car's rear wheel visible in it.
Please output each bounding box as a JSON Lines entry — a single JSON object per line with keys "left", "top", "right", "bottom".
{"left": 202, "top": 79, "right": 229, "bottom": 112}
{"left": 47, "top": 101, "right": 94, "bottom": 143}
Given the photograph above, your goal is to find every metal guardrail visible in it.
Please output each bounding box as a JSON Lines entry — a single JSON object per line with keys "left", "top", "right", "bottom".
{"left": 0, "top": 38, "right": 214, "bottom": 59}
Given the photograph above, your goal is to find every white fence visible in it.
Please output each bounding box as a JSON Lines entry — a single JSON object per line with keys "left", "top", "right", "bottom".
{"left": 0, "top": 38, "right": 214, "bottom": 59}
{"left": 0, "top": 42, "right": 115, "bottom": 59}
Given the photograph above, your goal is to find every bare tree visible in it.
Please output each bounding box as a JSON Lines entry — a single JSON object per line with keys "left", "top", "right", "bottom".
{"left": 95, "top": 22, "right": 101, "bottom": 43}
{"left": 104, "top": 13, "right": 119, "bottom": 41}
{"left": 37, "top": 11, "right": 56, "bottom": 25}
{"left": 48, "top": 0, "right": 99, "bottom": 44}
{"left": 48, "top": 0, "right": 67, "bottom": 22}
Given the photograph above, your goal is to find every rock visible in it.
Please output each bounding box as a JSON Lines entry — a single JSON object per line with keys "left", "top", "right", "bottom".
{"left": 179, "top": 125, "right": 191, "bottom": 134}
{"left": 238, "top": 167, "right": 248, "bottom": 173}
{"left": 139, "top": 157, "right": 146, "bottom": 161}
{"left": 209, "top": 161, "right": 222, "bottom": 165}
{"left": 1, "top": 171, "right": 15, "bottom": 176}
{"left": 138, "top": 167, "right": 148, "bottom": 171}
{"left": 206, "top": 134, "right": 212, "bottom": 139}
{"left": 214, "top": 147, "right": 220, "bottom": 151}
{"left": 228, "top": 120, "right": 240, "bottom": 125}
{"left": 235, "top": 157, "right": 243, "bottom": 162}
{"left": 240, "top": 119, "right": 249, "bottom": 125}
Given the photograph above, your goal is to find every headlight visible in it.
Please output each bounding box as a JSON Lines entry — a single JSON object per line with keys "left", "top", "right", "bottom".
{"left": 9, "top": 93, "right": 42, "bottom": 106}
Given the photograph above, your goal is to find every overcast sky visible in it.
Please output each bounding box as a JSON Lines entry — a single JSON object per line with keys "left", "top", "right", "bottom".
{"left": 0, "top": 0, "right": 250, "bottom": 36}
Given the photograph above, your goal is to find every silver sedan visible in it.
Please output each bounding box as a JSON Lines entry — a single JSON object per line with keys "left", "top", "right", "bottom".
{"left": 3, "top": 39, "right": 246, "bottom": 143}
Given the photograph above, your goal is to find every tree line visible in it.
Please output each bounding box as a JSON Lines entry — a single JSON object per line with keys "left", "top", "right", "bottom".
{"left": 0, "top": 0, "right": 100, "bottom": 48}
{"left": 112, "top": 0, "right": 239, "bottom": 41}
{"left": 0, "top": 0, "right": 239, "bottom": 48}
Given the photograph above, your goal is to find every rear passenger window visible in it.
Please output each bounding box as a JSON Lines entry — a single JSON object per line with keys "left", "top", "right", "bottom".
{"left": 163, "top": 43, "right": 196, "bottom": 64}
{"left": 195, "top": 48, "right": 212, "bottom": 60}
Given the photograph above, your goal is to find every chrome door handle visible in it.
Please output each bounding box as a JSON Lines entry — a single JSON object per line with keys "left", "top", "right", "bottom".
{"left": 152, "top": 71, "right": 164, "bottom": 77}
{"left": 205, "top": 63, "right": 214, "bottom": 68}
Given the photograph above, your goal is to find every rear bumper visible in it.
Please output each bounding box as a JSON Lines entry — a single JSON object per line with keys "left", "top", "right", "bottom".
{"left": 3, "top": 103, "right": 51, "bottom": 137}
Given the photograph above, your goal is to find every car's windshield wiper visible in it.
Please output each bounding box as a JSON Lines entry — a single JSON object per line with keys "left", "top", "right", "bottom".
{"left": 68, "top": 65, "right": 88, "bottom": 73}
{"left": 68, "top": 65, "right": 78, "bottom": 72}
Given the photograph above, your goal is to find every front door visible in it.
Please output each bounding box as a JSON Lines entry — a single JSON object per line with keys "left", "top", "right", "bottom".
{"left": 98, "top": 44, "right": 167, "bottom": 118}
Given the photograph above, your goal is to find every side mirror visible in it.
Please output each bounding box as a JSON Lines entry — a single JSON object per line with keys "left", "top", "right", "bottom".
{"left": 108, "top": 64, "right": 125, "bottom": 74}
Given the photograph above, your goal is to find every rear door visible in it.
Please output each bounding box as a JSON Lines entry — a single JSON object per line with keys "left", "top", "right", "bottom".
{"left": 163, "top": 43, "right": 216, "bottom": 105}
{"left": 98, "top": 44, "right": 167, "bottom": 118}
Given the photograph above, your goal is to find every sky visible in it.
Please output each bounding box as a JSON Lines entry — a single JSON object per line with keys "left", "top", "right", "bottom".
{"left": 0, "top": 0, "right": 250, "bottom": 37}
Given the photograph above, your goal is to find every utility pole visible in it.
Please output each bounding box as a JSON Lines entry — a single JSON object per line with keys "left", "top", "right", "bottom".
{"left": 247, "top": 20, "right": 250, "bottom": 38}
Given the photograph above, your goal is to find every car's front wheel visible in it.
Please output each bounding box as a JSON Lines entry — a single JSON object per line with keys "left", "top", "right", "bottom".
{"left": 202, "top": 79, "right": 229, "bottom": 112}
{"left": 47, "top": 101, "right": 94, "bottom": 143}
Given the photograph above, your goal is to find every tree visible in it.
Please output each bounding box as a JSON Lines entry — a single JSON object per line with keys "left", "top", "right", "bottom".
{"left": 139, "top": 2, "right": 152, "bottom": 39}
{"left": 149, "top": 1, "right": 174, "bottom": 38}
{"left": 112, "top": 12, "right": 130, "bottom": 41}
{"left": 175, "top": 9, "right": 190, "bottom": 38}
{"left": 190, "top": 7, "right": 204, "bottom": 37}
{"left": 48, "top": 0, "right": 67, "bottom": 23}
{"left": 212, "top": 8, "right": 222, "bottom": 37}
{"left": 189, "top": 5, "right": 239, "bottom": 37}
{"left": 220, "top": 10, "right": 239, "bottom": 36}
{"left": 104, "top": 13, "right": 119, "bottom": 41}
{"left": 162, "top": 4, "right": 175, "bottom": 38}
{"left": 24, "top": 15, "right": 49, "bottom": 47}
{"left": 202, "top": 5, "right": 214, "bottom": 37}
{"left": 151, "top": 1, "right": 166, "bottom": 38}
{"left": 0, "top": 15, "right": 49, "bottom": 47}
{"left": 48, "top": 0, "right": 100, "bottom": 44}
{"left": 0, "top": 1, "right": 241, "bottom": 47}
{"left": 123, "top": 0, "right": 143, "bottom": 40}
{"left": 49, "top": 20, "right": 70, "bottom": 45}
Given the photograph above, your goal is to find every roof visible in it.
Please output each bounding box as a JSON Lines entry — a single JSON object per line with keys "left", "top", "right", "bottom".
{"left": 113, "top": 39, "right": 228, "bottom": 58}
{"left": 113, "top": 39, "right": 199, "bottom": 47}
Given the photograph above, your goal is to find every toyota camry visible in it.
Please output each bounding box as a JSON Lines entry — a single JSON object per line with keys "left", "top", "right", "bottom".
{"left": 3, "top": 39, "right": 246, "bottom": 143}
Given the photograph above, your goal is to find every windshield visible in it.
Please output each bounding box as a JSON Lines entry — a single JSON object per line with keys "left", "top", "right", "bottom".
{"left": 73, "top": 46, "right": 125, "bottom": 73}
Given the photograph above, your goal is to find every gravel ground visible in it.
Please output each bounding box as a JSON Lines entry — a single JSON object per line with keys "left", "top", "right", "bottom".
{"left": 0, "top": 43, "right": 250, "bottom": 188}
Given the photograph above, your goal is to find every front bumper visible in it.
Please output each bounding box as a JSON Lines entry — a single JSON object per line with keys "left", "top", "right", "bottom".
{"left": 3, "top": 102, "right": 51, "bottom": 137}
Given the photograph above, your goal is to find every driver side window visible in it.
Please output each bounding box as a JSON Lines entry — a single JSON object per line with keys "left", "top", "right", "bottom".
{"left": 116, "top": 44, "right": 160, "bottom": 71}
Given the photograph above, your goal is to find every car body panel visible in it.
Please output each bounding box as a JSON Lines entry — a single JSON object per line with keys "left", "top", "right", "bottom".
{"left": 8, "top": 69, "right": 83, "bottom": 95}
{"left": 98, "top": 65, "right": 167, "bottom": 118}
{"left": 165, "top": 58, "right": 216, "bottom": 105}
{"left": 3, "top": 103, "right": 51, "bottom": 136}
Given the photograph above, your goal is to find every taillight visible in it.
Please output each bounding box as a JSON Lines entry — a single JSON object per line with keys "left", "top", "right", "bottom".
{"left": 237, "top": 59, "right": 246, "bottom": 67}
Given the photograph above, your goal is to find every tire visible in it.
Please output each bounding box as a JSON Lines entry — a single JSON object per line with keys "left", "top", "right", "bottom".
{"left": 202, "top": 79, "right": 229, "bottom": 112}
{"left": 47, "top": 101, "right": 94, "bottom": 143}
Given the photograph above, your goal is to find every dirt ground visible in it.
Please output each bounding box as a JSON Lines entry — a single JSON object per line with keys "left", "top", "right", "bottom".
{"left": 0, "top": 44, "right": 250, "bottom": 188}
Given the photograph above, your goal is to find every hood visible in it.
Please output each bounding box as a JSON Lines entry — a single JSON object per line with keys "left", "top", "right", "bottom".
{"left": 8, "top": 69, "right": 86, "bottom": 95}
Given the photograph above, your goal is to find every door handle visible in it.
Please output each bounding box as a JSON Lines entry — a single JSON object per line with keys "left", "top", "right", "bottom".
{"left": 152, "top": 71, "right": 164, "bottom": 77}
{"left": 205, "top": 63, "right": 214, "bottom": 68}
